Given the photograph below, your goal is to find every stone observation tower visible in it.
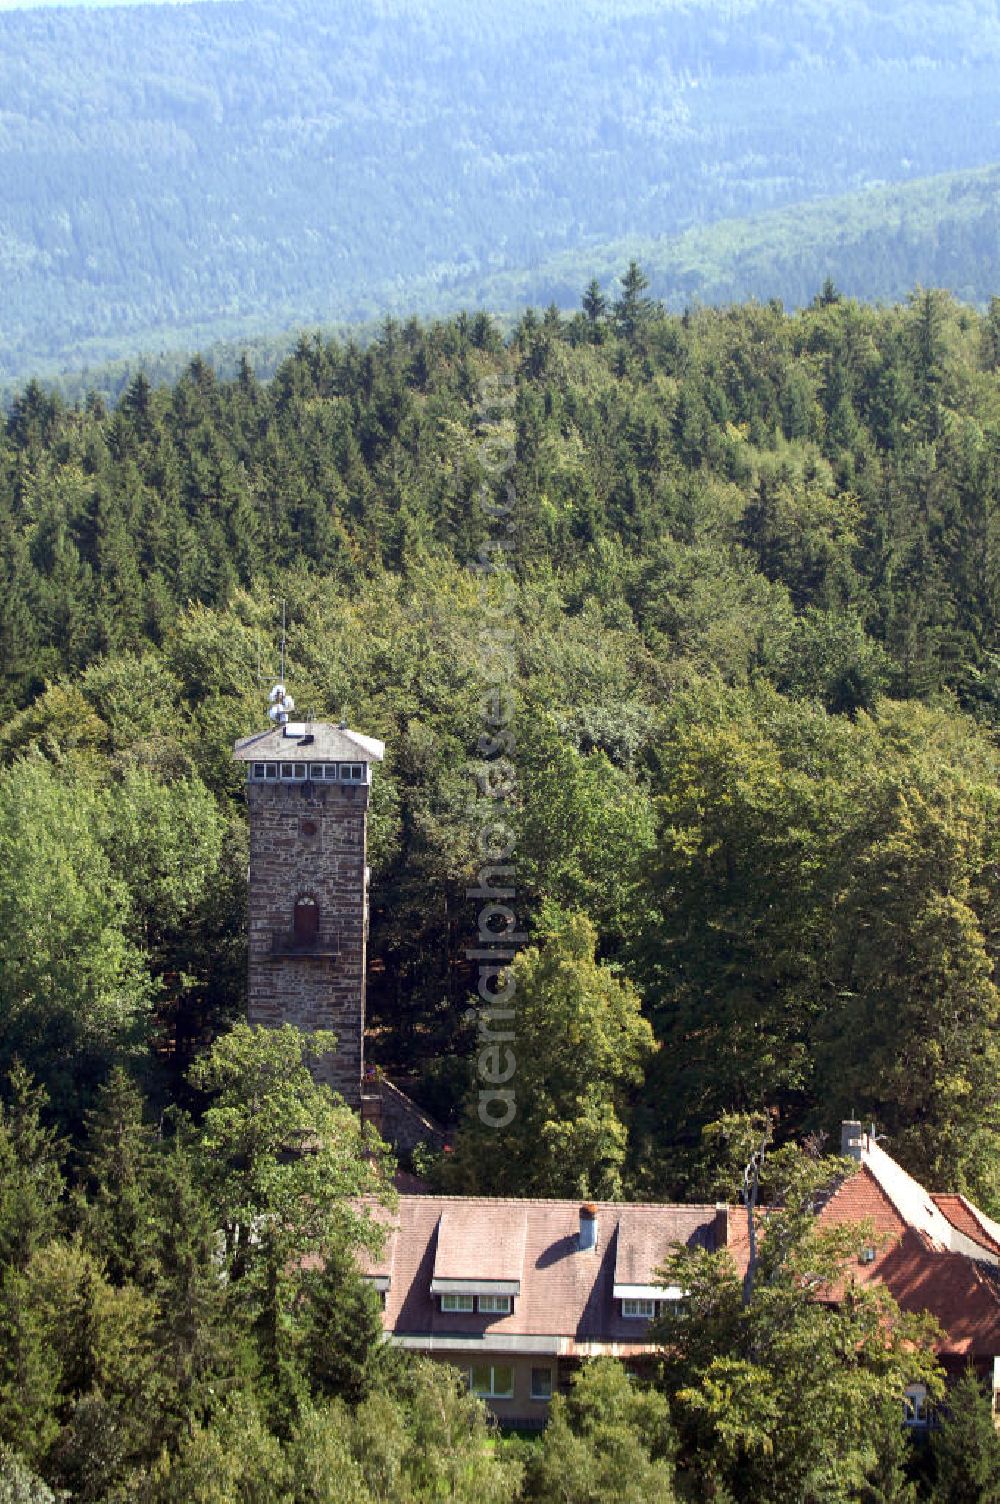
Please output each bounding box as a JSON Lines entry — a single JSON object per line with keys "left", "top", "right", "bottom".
{"left": 233, "top": 686, "right": 384, "bottom": 1109}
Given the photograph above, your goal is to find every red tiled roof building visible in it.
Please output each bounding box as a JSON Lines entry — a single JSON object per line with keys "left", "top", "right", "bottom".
{"left": 362, "top": 1124, "right": 1000, "bottom": 1426}
{"left": 361, "top": 1196, "right": 728, "bottom": 1423}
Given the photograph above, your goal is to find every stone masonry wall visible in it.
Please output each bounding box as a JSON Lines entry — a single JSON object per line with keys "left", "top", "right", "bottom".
{"left": 362, "top": 1078, "right": 447, "bottom": 1158}
{"left": 246, "top": 777, "right": 368, "bottom": 1108}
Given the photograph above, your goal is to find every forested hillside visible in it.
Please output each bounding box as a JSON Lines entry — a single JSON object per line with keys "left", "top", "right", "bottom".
{"left": 5, "top": 0, "right": 1000, "bottom": 379}
{"left": 484, "top": 165, "right": 1000, "bottom": 319}
{"left": 3, "top": 280, "right": 1000, "bottom": 1212}
{"left": 4, "top": 282, "right": 1000, "bottom": 1498}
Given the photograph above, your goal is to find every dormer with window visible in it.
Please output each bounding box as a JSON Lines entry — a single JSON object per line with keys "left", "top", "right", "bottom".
{"left": 429, "top": 1204, "right": 526, "bottom": 1320}
{"left": 619, "top": 1292, "right": 684, "bottom": 1319}
{"left": 440, "top": 1291, "right": 514, "bottom": 1316}
{"left": 613, "top": 1207, "right": 693, "bottom": 1323}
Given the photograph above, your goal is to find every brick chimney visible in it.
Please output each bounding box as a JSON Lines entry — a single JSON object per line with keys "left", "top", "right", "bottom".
{"left": 712, "top": 1203, "right": 730, "bottom": 1249}
{"left": 841, "top": 1120, "right": 865, "bottom": 1161}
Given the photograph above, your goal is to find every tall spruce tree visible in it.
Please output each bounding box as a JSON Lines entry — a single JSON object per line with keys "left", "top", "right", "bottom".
{"left": 930, "top": 1369, "right": 1000, "bottom": 1504}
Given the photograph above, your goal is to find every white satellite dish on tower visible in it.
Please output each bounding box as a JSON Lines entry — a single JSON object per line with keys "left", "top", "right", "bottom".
{"left": 268, "top": 683, "right": 294, "bottom": 725}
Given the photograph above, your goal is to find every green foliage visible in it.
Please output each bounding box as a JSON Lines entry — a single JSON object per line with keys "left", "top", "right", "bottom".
{"left": 285, "top": 1404, "right": 371, "bottom": 1504}
{"left": 375, "top": 1359, "right": 523, "bottom": 1503}
{"left": 632, "top": 688, "right": 1000, "bottom": 1204}
{"left": 775, "top": 607, "right": 893, "bottom": 713}
{"left": 614, "top": 262, "right": 653, "bottom": 348}
{"left": 0, "top": 1272, "right": 62, "bottom": 1468}
{"left": 444, "top": 911, "right": 653, "bottom": 1197}
{"left": 143, "top": 1390, "right": 289, "bottom": 1504}
{"left": 0, "top": 760, "right": 153, "bottom": 1118}
{"left": 656, "top": 1143, "right": 943, "bottom": 1504}
{"left": 0, "top": 1067, "right": 64, "bottom": 1275}
{"left": 188, "top": 1022, "right": 393, "bottom": 1267}
{"left": 929, "top": 1368, "right": 1000, "bottom": 1504}
{"left": 0, "top": 1034, "right": 414, "bottom": 1500}
{"left": 516, "top": 716, "right": 656, "bottom": 946}
{"left": 0, "top": 1448, "right": 57, "bottom": 1504}
{"left": 1, "top": 281, "right": 1000, "bottom": 1499}
{"left": 29, "top": 1237, "right": 159, "bottom": 1497}
{"left": 300, "top": 1243, "right": 401, "bottom": 1407}
{"left": 145, "top": 1361, "right": 524, "bottom": 1504}
{"left": 4, "top": 289, "right": 1000, "bottom": 1196}
{"left": 103, "top": 768, "right": 226, "bottom": 942}
{"left": 76, "top": 1067, "right": 159, "bottom": 1287}
{"left": 523, "top": 1359, "right": 676, "bottom": 1504}
{"left": 145, "top": 1127, "right": 235, "bottom": 1436}
{"left": 187, "top": 1022, "right": 394, "bottom": 1415}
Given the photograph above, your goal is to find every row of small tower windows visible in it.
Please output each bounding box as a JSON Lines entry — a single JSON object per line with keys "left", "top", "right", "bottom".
{"left": 250, "top": 762, "right": 368, "bottom": 783}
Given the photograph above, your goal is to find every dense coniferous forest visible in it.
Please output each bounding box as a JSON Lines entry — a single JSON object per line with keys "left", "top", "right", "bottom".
{"left": 3, "top": 282, "right": 1000, "bottom": 1497}
{"left": 5, "top": 0, "right": 1000, "bottom": 380}
{"left": 4, "top": 282, "right": 1000, "bottom": 1195}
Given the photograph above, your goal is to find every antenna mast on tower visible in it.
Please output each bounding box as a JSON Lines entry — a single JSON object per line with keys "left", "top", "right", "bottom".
{"left": 267, "top": 600, "right": 294, "bottom": 726}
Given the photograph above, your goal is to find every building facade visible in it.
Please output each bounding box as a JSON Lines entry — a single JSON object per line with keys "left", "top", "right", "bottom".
{"left": 360, "top": 1195, "right": 728, "bottom": 1426}
{"left": 362, "top": 1129, "right": 1000, "bottom": 1428}
{"left": 233, "top": 717, "right": 384, "bottom": 1108}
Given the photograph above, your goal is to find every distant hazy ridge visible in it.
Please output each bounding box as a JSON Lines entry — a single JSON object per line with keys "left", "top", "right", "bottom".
{"left": 3, "top": 0, "right": 1000, "bottom": 382}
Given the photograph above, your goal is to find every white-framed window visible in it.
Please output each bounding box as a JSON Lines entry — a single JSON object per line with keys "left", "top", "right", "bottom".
{"left": 468, "top": 1364, "right": 514, "bottom": 1400}
{"left": 622, "top": 1298, "right": 657, "bottom": 1319}
{"left": 478, "top": 1294, "right": 512, "bottom": 1315}
{"left": 903, "top": 1384, "right": 929, "bottom": 1427}
{"left": 254, "top": 760, "right": 319, "bottom": 782}
{"left": 440, "top": 1293, "right": 474, "bottom": 1313}
{"left": 340, "top": 762, "right": 366, "bottom": 782}
{"left": 530, "top": 1366, "right": 553, "bottom": 1401}
{"left": 250, "top": 762, "right": 281, "bottom": 780}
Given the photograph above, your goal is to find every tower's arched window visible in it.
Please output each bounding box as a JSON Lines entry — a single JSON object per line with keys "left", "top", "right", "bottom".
{"left": 293, "top": 894, "right": 319, "bottom": 946}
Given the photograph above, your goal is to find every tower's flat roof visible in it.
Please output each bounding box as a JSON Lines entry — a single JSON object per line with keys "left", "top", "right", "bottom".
{"left": 233, "top": 723, "right": 385, "bottom": 762}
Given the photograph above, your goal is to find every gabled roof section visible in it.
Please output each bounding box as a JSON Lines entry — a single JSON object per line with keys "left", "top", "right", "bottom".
{"left": 233, "top": 722, "right": 385, "bottom": 763}
{"left": 724, "top": 1160, "right": 1000, "bottom": 1360}
{"left": 857, "top": 1136, "right": 1000, "bottom": 1267}
{"left": 723, "top": 1171, "right": 907, "bottom": 1281}
{"left": 821, "top": 1164, "right": 909, "bottom": 1237}
{"left": 931, "top": 1195, "right": 1000, "bottom": 1259}
{"left": 874, "top": 1228, "right": 1000, "bottom": 1357}
{"left": 362, "top": 1224, "right": 398, "bottom": 1288}
{"left": 353, "top": 1196, "right": 399, "bottom": 1292}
